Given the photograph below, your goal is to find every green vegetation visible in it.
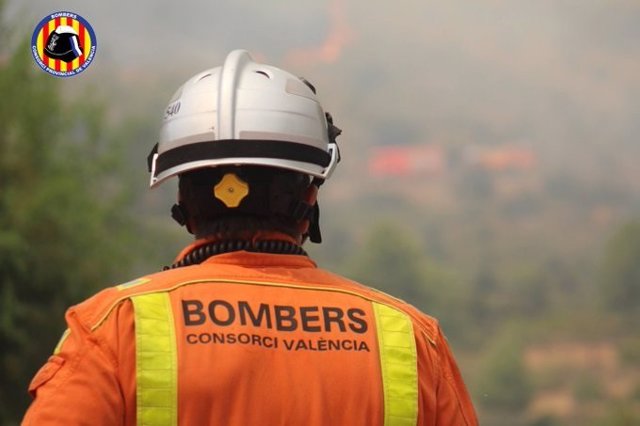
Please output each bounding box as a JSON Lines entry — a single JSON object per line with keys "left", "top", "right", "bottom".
{"left": 474, "top": 327, "right": 533, "bottom": 413}
{"left": 346, "top": 221, "right": 439, "bottom": 309}
{"left": 595, "top": 401, "right": 640, "bottom": 426}
{"left": 573, "top": 374, "right": 604, "bottom": 403}
{"left": 0, "top": 22, "right": 139, "bottom": 426}
{"left": 598, "top": 221, "right": 640, "bottom": 316}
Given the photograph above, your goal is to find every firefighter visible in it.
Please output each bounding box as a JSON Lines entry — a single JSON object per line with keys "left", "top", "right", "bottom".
{"left": 23, "top": 50, "right": 478, "bottom": 425}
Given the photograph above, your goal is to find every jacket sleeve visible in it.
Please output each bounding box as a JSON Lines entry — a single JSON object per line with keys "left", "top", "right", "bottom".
{"left": 433, "top": 326, "right": 478, "bottom": 426}
{"left": 22, "top": 307, "right": 124, "bottom": 426}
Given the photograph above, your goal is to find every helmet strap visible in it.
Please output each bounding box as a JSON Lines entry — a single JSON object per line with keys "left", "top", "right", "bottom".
{"left": 171, "top": 203, "right": 187, "bottom": 226}
{"left": 171, "top": 202, "right": 193, "bottom": 234}
{"left": 295, "top": 182, "right": 322, "bottom": 244}
{"left": 308, "top": 202, "right": 322, "bottom": 243}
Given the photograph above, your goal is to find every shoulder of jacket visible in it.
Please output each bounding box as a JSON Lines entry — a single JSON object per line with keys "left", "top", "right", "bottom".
{"left": 373, "top": 291, "right": 440, "bottom": 346}
{"left": 69, "top": 267, "right": 196, "bottom": 331}
{"left": 317, "top": 269, "right": 441, "bottom": 345}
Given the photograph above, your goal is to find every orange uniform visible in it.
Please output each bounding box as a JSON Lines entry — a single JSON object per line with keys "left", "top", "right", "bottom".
{"left": 23, "top": 248, "right": 478, "bottom": 425}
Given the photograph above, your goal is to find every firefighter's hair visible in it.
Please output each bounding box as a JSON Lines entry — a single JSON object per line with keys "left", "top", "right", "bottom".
{"left": 176, "top": 166, "right": 310, "bottom": 240}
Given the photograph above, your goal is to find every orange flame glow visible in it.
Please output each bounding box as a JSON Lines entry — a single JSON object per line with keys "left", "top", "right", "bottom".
{"left": 284, "top": 0, "right": 354, "bottom": 67}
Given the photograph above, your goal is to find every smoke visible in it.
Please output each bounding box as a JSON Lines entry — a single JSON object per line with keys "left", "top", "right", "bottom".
{"left": 283, "top": 0, "right": 354, "bottom": 67}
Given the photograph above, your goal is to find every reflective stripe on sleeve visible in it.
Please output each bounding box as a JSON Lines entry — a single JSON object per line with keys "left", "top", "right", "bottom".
{"left": 131, "top": 293, "right": 178, "bottom": 426}
{"left": 373, "top": 302, "right": 419, "bottom": 426}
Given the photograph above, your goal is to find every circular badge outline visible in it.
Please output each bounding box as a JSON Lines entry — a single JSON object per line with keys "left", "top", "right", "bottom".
{"left": 31, "top": 11, "right": 98, "bottom": 78}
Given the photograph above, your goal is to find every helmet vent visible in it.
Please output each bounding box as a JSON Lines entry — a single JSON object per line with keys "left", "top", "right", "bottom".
{"left": 299, "top": 77, "right": 316, "bottom": 94}
{"left": 196, "top": 73, "right": 212, "bottom": 82}
{"left": 254, "top": 70, "right": 271, "bottom": 79}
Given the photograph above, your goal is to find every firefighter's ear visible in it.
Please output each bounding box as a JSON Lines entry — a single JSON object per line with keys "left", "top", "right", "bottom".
{"left": 303, "top": 183, "right": 319, "bottom": 206}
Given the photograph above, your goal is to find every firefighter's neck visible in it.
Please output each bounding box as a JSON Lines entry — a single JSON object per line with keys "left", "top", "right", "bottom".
{"left": 193, "top": 230, "right": 302, "bottom": 246}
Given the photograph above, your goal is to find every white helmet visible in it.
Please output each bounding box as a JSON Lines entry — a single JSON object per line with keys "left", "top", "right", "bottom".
{"left": 148, "top": 49, "right": 340, "bottom": 188}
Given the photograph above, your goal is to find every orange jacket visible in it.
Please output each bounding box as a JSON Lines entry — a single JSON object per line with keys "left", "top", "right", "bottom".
{"left": 23, "top": 248, "right": 478, "bottom": 425}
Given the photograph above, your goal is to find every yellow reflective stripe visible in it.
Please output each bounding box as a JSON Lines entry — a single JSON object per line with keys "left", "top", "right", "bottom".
{"left": 373, "top": 303, "right": 419, "bottom": 426}
{"left": 132, "top": 293, "right": 178, "bottom": 426}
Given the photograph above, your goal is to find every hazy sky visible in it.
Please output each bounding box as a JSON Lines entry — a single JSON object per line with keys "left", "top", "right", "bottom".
{"left": 4, "top": 0, "right": 639, "bottom": 273}
{"left": 6, "top": 0, "right": 640, "bottom": 182}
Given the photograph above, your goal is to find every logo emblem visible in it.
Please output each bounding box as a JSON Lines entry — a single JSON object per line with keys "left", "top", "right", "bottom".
{"left": 214, "top": 173, "right": 250, "bottom": 208}
{"left": 31, "top": 11, "right": 97, "bottom": 77}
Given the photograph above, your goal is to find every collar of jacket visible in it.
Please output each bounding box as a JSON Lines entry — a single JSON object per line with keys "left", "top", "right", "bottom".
{"left": 173, "top": 231, "right": 312, "bottom": 266}
{"left": 199, "top": 250, "right": 317, "bottom": 269}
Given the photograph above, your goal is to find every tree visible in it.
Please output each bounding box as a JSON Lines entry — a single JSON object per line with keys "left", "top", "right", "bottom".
{"left": 598, "top": 220, "right": 640, "bottom": 316}
{"left": 343, "top": 221, "right": 468, "bottom": 340}
{"left": 0, "top": 22, "right": 137, "bottom": 424}
{"left": 475, "top": 326, "right": 533, "bottom": 414}
{"left": 346, "top": 222, "right": 430, "bottom": 306}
